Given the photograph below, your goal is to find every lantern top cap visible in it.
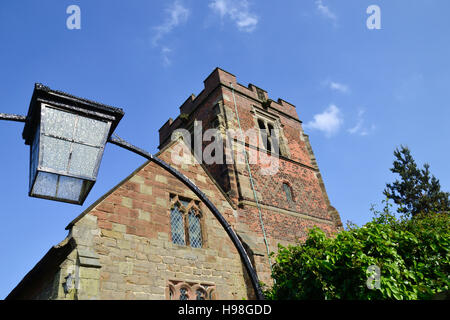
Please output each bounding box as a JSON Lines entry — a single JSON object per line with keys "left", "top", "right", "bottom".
{"left": 22, "top": 83, "right": 125, "bottom": 145}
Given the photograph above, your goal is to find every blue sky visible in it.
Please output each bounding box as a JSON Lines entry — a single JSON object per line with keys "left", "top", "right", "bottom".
{"left": 0, "top": 0, "right": 449, "bottom": 298}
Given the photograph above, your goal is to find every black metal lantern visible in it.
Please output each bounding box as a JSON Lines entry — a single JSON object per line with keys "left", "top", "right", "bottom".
{"left": 22, "top": 83, "right": 124, "bottom": 205}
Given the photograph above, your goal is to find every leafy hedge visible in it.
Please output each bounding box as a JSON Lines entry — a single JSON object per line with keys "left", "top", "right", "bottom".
{"left": 264, "top": 212, "right": 449, "bottom": 300}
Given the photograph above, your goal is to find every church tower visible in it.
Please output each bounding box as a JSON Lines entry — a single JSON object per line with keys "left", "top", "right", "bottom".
{"left": 159, "top": 68, "right": 342, "bottom": 286}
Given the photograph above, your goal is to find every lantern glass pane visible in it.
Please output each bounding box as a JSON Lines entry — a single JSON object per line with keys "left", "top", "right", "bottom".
{"left": 188, "top": 211, "right": 202, "bottom": 248}
{"left": 69, "top": 144, "right": 100, "bottom": 178}
{"left": 41, "top": 136, "right": 71, "bottom": 172}
{"left": 56, "top": 176, "right": 83, "bottom": 202}
{"left": 29, "top": 104, "right": 113, "bottom": 204}
{"left": 42, "top": 107, "right": 77, "bottom": 140}
{"left": 75, "top": 117, "right": 109, "bottom": 147}
{"left": 33, "top": 172, "right": 58, "bottom": 197}
{"left": 30, "top": 126, "right": 40, "bottom": 189}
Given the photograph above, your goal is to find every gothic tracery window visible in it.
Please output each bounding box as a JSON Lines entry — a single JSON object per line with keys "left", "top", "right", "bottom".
{"left": 179, "top": 287, "right": 189, "bottom": 300}
{"left": 283, "top": 182, "right": 294, "bottom": 204}
{"left": 253, "top": 107, "right": 290, "bottom": 158}
{"left": 188, "top": 209, "right": 203, "bottom": 248}
{"left": 170, "top": 195, "right": 203, "bottom": 248}
{"left": 257, "top": 117, "right": 281, "bottom": 155}
{"left": 195, "top": 289, "right": 206, "bottom": 300}
{"left": 170, "top": 203, "right": 186, "bottom": 246}
{"left": 166, "top": 280, "right": 216, "bottom": 300}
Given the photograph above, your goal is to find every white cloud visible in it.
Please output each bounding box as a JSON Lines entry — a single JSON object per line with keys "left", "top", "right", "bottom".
{"left": 315, "top": 0, "right": 337, "bottom": 23}
{"left": 347, "top": 110, "right": 364, "bottom": 134}
{"left": 209, "top": 0, "right": 258, "bottom": 32}
{"left": 322, "top": 79, "right": 350, "bottom": 93}
{"left": 152, "top": 1, "right": 190, "bottom": 46}
{"left": 151, "top": 1, "right": 190, "bottom": 66}
{"left": 329, "top": 81, "right": 349, "bottom": 93}
{"left": 348, "top": 109, "right": 375, "bottom": 136}
{"left": 304, "top": 104, "right": 343, "bottom": 137}
{"left": 161, "top": 46, "right": 173, "bottom": 67}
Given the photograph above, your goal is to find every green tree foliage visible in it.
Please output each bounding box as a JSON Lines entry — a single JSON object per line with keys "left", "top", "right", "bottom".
{"left": 264, "top": 146, "right": 450, "bottom": 300}
{"left": 384, "top": 146, "right": 449, "bottom": 217}
{"left": 265, "top": 211, "right": 449, "bottom": 300}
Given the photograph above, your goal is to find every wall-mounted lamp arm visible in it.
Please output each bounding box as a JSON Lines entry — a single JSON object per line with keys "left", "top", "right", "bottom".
{"left": 0, "top": 113, "right": 27, "bottom": 123}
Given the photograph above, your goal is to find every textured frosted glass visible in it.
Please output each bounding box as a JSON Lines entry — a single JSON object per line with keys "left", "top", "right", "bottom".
{"left": 30, "top": 127, "right": 40, "bottom": 189}
{"left": 75, "top": 117, "right": 109, "bottom": 147}
{"left": 69, "top": 143, "right": 100, "bottom": 178}
{"left": 188, "top": 211, "right": 203, "bottom": 248}
{"left": 43, "top": 107, "right": 77, "bottom": 140}
{"left": 32, "top": 172, "right": 58, "bottom": 197}
{"left": 41, "top": 136, "right": 71, "bottom": 172}
{"left": 171, "top": 205, "right": 186, "bottom": 246}
{"left": 57, "top": 176, "right": 83, "bottom": 202}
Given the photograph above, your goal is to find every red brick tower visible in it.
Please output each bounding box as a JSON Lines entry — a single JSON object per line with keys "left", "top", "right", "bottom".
{"left": 159, "top": 68, "right": 342, "bottom": 286}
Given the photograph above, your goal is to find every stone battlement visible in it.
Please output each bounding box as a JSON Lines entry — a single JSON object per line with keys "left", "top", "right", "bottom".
{"left": 159, "top": 67, "right": 299, "bottom": 146}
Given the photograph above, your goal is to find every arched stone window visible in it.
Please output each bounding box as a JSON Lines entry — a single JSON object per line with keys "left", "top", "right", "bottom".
{"left": 207, "top": 287, "right": 216, "bottom": 300}
{"left": 166, "top": 280, "right": 216, "bottom": 300}
{"left": 194, "top": 287, "right": 207, "bottom": 300}
{"left": 170, "top": 203, "right": 186, "bottom": 246}
{"left": 282, "top": 182, "right": 294, "bottom": 204}
{"left": 188, "top": 208, "right": 203, "bottom": 248}
{"left": 179, "top": 287, "right": 190, "bottom": 300}
{"left": 168, "top": 283, "right": 176, "bottom": 300}
{"left": 253, "top": 107, "right": 290, "bottom": 157}
{"left": 169, "top": 195, "right": 204, "bottom": 248}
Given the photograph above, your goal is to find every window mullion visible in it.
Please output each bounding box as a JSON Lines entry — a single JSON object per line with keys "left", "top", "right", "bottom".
{"left": 184, "top": 213, "right": 189, "bottom": 246}
{"left": 265, "top": 121, "right": 272, "bottom": 152}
